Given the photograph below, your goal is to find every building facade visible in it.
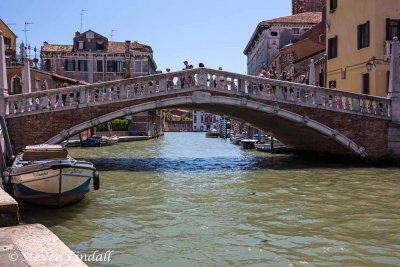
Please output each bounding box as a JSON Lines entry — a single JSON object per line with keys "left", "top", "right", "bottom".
{"left": 41, "top": 30, "right": 157, "bottom": 83}
{"left": 192, "top": 111, "right": 220, "bottom": 132}
{"left": 0, "top": 18, "right": 17, "bottom": 64}
{"left": 326, "top": 0, "right": 400, "bottom": 96}
{"left": 292, "top": 0, "right": 324, "bottom": 14}
{"left": 244, "top": 12, "right": 322, "bottom": 75}
{"left": 7, "top": 65, "right": 85, "bottom": 95}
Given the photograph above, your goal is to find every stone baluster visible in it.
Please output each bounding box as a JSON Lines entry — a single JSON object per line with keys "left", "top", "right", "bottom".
{"left": 17, "top": 99, "right": 24, "bottom": 113}
{"left": 159, "top": 77, "right": 167, "bottom": 92}
{"left": 9, "top": 101, "right": 15, "bottom": 114}
{"left": 337, "top": 95, "right": 343, "bottom": 109}
{"left": 344, "top": 96, "right": 351, "bottom": 110}
{"left": 79, "top": 88, "right": 86, "bottom": 104}
{"left": 352, "top": 97, "right": 360, "bottom": 112}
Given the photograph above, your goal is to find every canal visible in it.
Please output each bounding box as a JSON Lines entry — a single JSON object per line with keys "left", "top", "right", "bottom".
{"left": 21, "top": 132, "right": 400, "bottom": 266}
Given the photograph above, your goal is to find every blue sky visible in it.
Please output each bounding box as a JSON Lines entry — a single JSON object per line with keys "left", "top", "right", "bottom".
{"left": 1, "top": 0, "right": 291, "bottom": 74}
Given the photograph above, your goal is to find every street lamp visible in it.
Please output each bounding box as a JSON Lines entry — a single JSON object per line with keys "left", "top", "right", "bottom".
{"left": 366, "top": 60, "right": 374, "bottom": 72}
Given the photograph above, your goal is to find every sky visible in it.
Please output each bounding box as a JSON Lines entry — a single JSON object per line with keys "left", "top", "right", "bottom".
{"left": 0, "top": 0, "right": 291, "bottom": 74}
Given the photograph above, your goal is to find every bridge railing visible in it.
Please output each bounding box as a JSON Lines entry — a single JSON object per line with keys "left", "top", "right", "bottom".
{"left": 5, "top": 68, "right": 391, "bottom": 119}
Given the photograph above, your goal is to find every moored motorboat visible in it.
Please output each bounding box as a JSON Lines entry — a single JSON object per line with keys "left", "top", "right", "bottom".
{"left": 230, "top": 133, "right": 243, "bottom": 145}
{"left": 4, "top": 144, "right": 99, "bottom": 207}
{"left": 255, "top": 138, "right": 290, "bottom": 153}
{"left": 240, "top": 139, "right": 256, "bottom": 149}
{"left": 206, "top": 129, "right": 219, "bottom": 138}
{"left": 82, "top": 135, "right": 119, "bottom": 147}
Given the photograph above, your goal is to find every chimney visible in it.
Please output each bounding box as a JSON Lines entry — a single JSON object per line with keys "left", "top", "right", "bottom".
{"left": 125, "top": 40, "right": 131, "bottom": 54}
{"left": 75, "top": 31, "right": 80, "bottom": 37}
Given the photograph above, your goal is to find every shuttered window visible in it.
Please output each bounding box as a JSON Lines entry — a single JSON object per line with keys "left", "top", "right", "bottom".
{"left": 386, "top": 18, "right": 400, "bottom": 41}
{"left": 328, "top": 37, "right": 338, "bottom": 59}
{"left": 362, "top": 73, "right": 369, "bottom": 95}
{"left": 357, "top": 21, "right": 370, "bottom": 50}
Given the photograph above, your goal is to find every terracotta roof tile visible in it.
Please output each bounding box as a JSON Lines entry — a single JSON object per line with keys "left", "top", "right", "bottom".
{"left": 107, "top": 41, "right": 152, "bottom": 53}
{"left": 41, "top": 44, "right": 73, "bottom": 53}
{"left": 261, "top": 12, "right": 322, "bottom": 25}
{"left": 41, "top": 41, "right": 152, "bottom": 54}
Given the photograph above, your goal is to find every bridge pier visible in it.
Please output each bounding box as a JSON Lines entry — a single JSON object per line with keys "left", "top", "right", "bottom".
{"left": 388, "top": 38, "right": 400, "bottom": 160}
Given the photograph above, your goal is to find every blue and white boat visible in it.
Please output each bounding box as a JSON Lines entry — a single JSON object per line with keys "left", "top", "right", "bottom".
{"left": 5, "top": 144, "right": 99, "bottom": 207}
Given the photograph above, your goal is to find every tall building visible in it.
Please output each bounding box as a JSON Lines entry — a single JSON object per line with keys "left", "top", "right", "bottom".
{"left": 41, "top": 30, "right": 157, "bottom": 83}
{"left": 326, "top": 0, "right": 400, "bottom": 96}
{"left": 292, "top": 0, "right": 324, "bottom": 14}
{"left": 244, "top": 12, "right": 322, "bottom": 75}
{"left": 0, "top": 18, "right": 17, "bottom": 64}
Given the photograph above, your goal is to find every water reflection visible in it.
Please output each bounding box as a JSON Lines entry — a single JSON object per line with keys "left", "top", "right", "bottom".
{"left": 19, "top": 133, "right": 400, "bottom": 266}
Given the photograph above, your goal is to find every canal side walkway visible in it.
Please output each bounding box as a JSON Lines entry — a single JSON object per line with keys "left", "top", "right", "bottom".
{"left": 0, "top": 188, "right": 87, "bottom": 266}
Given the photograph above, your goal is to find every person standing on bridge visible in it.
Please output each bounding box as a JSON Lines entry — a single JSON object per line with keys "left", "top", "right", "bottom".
{"left": 218, "top": 67, "right": 225, "bottom": 89}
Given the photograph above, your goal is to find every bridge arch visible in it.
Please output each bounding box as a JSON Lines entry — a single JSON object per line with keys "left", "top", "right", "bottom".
{"left": 45, "top": 92, "right": 367, "bottom": 158}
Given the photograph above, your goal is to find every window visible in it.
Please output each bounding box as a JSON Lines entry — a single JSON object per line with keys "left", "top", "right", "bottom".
{"left": 65, "top": 59, "right": 75, "bottom": 71}
{"left": 142, "top": 61, "right": 149, "bottom": 73}
{"left": 357, "top": 21, "right": 370, "bottom": 50}
{"left": 4, "top": 37, "right": 11, "bottom": 47}
{"left": 44, "top": 59, "right": 51, "bottom": 71}
{"left": 362, "top": 73, "right": 369, "bottom": 95}
{"left": 292, "top": 28, "right": 300, "bottom": 35}
{"left": 96, "top": 42, "right": 104, "bottom": 51}
{"left": 271, "top": 31, "right": 278, "bottom": 37}
{"left": 328, "top": 36, "right": 338, "bottom": 59}
{"left": 78, "top": 41, "right": 85, "bottom": 50}
{"left": 194, "top": 116, "right": 197, "bottom": 123}
{"left": 134, "top": 61, "right": 142, "bottom": 73}
{"left": 12, "top": 77, "right": 22, "bottom": 94}
{"left": 330, "top": 0, "right": 337, "bottom": 11}
{"left": 386, "top": 18, "right": 400, "bottom": 41}
{"left": 97, "top": 60, "right": 103, "bottom": 72}
{"left": 35, "top": 79, "right": 40, "bottom": 89}
{"left": 78, "top": 60, "right": 87, "bottom": 72}
{"left": 387, "top": 71, "right": 390, "bottom": 95}
{"left": 107, "top": 61, "right": 123, "bottom": 72}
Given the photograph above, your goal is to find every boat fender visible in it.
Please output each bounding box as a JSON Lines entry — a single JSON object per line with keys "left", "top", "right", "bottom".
{"left": 2, "top": 171, "right": 10, "bottom": 184}
{"left": 2, "top": 171, "right": 13, "bottom": 194}
{"left": 93, "top": 171, "right": 100, "bottom": 190}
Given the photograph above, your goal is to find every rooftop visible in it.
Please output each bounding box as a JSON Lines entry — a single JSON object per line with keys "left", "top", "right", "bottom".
{"left": 244, "top": 12, "right": 322, "bottom": 55}
{"left": 41, "top": 41, "right": 152, "bottom": 54}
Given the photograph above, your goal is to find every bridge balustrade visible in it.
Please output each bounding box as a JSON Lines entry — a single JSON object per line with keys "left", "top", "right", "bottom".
{"left": 5, "top": 68, "right": 391, "bottom": 119}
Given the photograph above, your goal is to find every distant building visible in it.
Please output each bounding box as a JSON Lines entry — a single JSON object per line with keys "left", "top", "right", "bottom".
{"left": 326, "top": 0, "right": 400, "bottom": 96}
{"left": 41, "top": 30, "right": 157, "bottom": 83}
{"left": 292, "top": 0, "right": 324, "bottom": 14}
{"left": 164, "top": 121, "right": 193, "bottom": 132}
{"left": 192, "top": 111, "right": 220, "bottom": 132}
{"left": 0, "top": 18, "right": 17, "bottom": 64}
{"left": 244, "top": 12, "right": 322, "bottom": 75}
{"left": 267, "top": 22, "right": 326, "bottom": 84}
{"left": 7, "top": 65, "right": 87, "bottom": 95}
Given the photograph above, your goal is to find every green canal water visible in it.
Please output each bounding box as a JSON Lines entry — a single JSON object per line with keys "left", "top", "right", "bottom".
{"left": 20, "top": 132, "right": 400, "bottom": 266}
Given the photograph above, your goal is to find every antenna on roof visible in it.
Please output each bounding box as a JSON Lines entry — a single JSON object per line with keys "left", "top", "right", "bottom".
{"left": 111, "top": 29, "right": 116, "bottom": 41}
{"left": 80, "top": 9, "right": 87, "bottom": 32}
{"left": 23, "top": 21, "right": 33, "bottom": 58}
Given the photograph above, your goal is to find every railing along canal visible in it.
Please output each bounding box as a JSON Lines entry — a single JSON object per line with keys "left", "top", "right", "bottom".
{"left": 5, "top": 68, "right": 391, "bottom": 119}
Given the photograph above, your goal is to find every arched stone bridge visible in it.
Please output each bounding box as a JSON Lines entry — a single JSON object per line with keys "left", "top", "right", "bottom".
{"left": 3, "top": 68, "right": 397, "bottom": 160}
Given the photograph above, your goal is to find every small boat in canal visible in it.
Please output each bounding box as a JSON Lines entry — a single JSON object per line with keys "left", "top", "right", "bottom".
{"left": 255, "top": 138, "right": 290, "bottom": 153}
{"left": 240, "top": 139, "right": 256, "bottom": 149}
{"left": 82, "top": 135, "right": 119, "bottom": 147}
{"left": 5, "top": 144, "right": 100, "bottom": 207}
{"left": 230, "top": 133, "right": 243, "bottom": 145}
{"left": 205, "top": 129, "right": 219, "bottom": 138}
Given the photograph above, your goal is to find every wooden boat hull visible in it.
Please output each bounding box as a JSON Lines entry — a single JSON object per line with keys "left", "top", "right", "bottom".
{"left": 241, "top": 140, "right": 256, "bottom": 149}
{"left": 11, "top": 165, "right": 95, "bottom": 207}
{"left": 255, "top": 144, "right": 290, "bottom": 154}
